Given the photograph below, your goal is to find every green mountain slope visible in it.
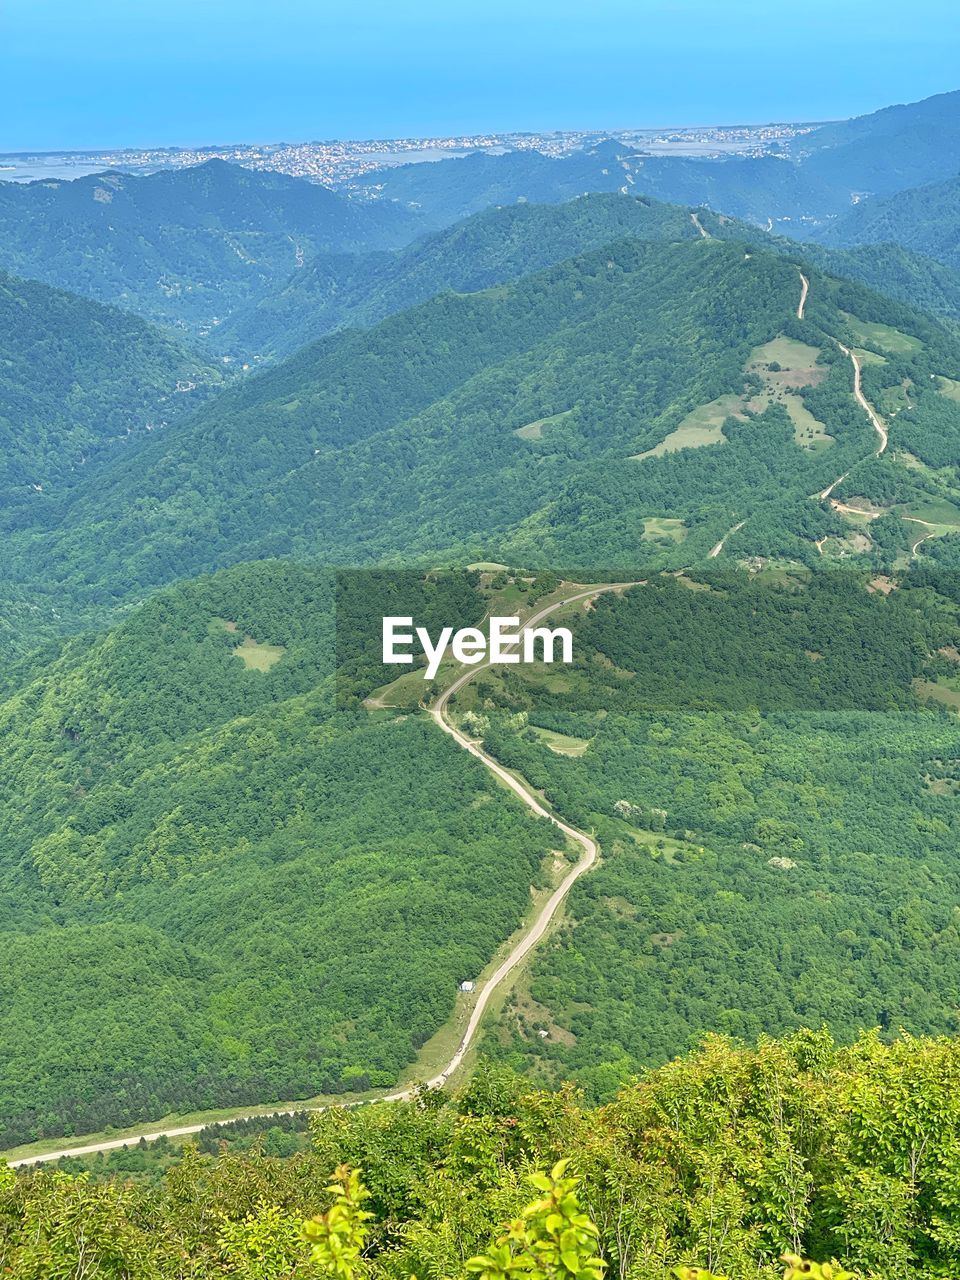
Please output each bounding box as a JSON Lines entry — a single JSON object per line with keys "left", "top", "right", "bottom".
{"left": 813, "top": 173, "right": 960, "bottom": 271}
{"left": 0, "top": 268, "right": 218, "bottom": 521}
{"left": 11, "top": 234, "right": 960, "bottom": 640}
{"left": 0, "top": 561, "right": 556, "bottom": 1145}
{"left": 698, "top": 207, "right": 960, "bottom": 322}
{"left": 0, "top": 160, "right": 417, "bottom": 337}
{"left": 346, "top": 138, "right": 838, "bottom": 229}
{"left": 341, "top": 91, "right": 960, "bottom": 235}
{"left": 437, "top": 570, "right": 960, "bottom": 1101}
{"left": 795, "top": 88, "right": 960, "bottom": 197}
{"left": 220, "top": 192, "right": 701, "bottom": 358}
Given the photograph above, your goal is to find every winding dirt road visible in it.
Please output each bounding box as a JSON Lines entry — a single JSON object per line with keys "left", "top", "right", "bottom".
{"left": 708, "top": 520, "right": 745, "bottom": 559}
{"left": 815, "top": 345, "right": 887, "bottom": 502}
{"left": 797, "top": 270, "right": 809, "bottom": 320}
{"left": 8, "top": 585, "right": 624, "bottom": 1169}
{"left": 903, "top": 516, "right": 940, "bottom": 555}
{"left": 690, "top": 211, "right": 709, "bottom": 239}
{"left": 794, "top": 264, "right": 886, "bottom": 506}
{"left": 837, "top": 341, "right": 888, "bottom": 456}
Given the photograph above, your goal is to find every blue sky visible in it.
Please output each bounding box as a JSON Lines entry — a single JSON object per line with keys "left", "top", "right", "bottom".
{"left": 3, "top": 0, "right": 959, "bottom": 151}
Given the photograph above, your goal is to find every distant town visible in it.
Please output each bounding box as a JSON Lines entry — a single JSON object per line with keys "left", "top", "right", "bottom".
{"left": 0, "top": 120, "right": 827, "bottom": 186}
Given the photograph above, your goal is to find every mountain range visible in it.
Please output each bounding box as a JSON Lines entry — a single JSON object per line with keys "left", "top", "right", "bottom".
{"left": 5, "top": 85, "right": 960, "bottom": 1164}
{"left": 0, "top": 159, "right": 417, "bottom": 337}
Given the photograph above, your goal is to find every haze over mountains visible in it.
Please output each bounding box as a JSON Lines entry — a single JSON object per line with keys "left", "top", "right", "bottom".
{"left": 0, "top": 160, "right": 417, "bottom": 336}
{"left": 0, "top": 270, "right": 217, "bottom": 519}
{"left": 343, "top": 89, "right": 960, "bottom": 233}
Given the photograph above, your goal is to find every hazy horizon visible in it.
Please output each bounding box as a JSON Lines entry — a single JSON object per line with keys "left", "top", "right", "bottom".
{"left": 3, "top": 0, "right": 959, "bottom": 152}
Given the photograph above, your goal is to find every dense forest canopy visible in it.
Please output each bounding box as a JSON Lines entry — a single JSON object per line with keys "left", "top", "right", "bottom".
{"left": 0, "top": 268, "right": 218, "bottom": 519}
{"left": 4, "top": 563, "right": 960, "bottom": 1151}
{"left": 5, "top": 1034, "right": 960, "bottom": 1279}
{"left": 435, "top": 570, "right": 960, "bottom": 1100}
{"left": 0, "top": 160, "right": 417, "bottom": 335}
{"left": 5, "top": 86, "right": 960, "bottom": 1274}
{"left": 0, "top": 563, "right": 556, "bottom": 1146}
{"left": 8, "top": 230, "right": 960, "bottom": 657}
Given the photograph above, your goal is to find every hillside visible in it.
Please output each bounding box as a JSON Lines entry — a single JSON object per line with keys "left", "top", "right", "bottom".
{"left": 0, "top": 268, "right": 218, "bottom": 522}
{"left": 342, "top": 91, "right": 960, "bottom": 236}
{"left": 226, "top": 191, "right": 960, "bottom": 364}
{"left": 9, "top": 233, "right": 960, "bottom": 645}
{"left": 346, "top": 138, "right": 839, "bottom": 229}
{"left": 0, "top": 561, "right": 561, "bottom": 1146}
{"left": 5, "top": 1033, "right": 960, "bottom": 1278}
{"left": 442, "top": 570, "right": 960, "bottom": 1100}
{"left": 795, "top": 88, "right": 960, "bottom": 198}
{"left": 0, "top": 160, "right": 418, "bottom": 337}
{"left": 813, "top": 173, "right": 960, "bottom": 271}
{"left": 220, "top": 192, "right": 702, "bottom": 358}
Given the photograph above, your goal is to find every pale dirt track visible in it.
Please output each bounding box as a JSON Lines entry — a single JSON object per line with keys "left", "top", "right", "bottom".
{"left": 903, "top": 516, "right": 940, "bottom": 555}
{"left": 8, "top": 585, "right": 625, "bottom": 1168}
{"left": 797, "top": 270, "right": 809, "bottom": 320}
{"left": 815, "top": 345, "right": 887, "bottom": 501}
{"left": 836, "top": 341, "right": 888, "bottom": 456}
{"left": 708, "top": 520, "right": 745, "bottom": 558}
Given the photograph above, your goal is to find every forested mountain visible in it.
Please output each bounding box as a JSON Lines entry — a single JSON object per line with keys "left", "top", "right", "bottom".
{"left": 793, "top": 88, "right": 960, "bottom": 197}
{"left": 7, "top": 565, "right": 960, "bottom": 1279}
{"left": 0, "top": 160, "right": 418, "bottom": 336}
{"left": 220, "top": 192, "right": 701, "bottom": 358}
{"left": 5, "top": 84, "right": 960, "bottom": 1190}
{"left": 813, "top": 173, "right": 960, "bottom": 271}
{"left": 5, "top": 1035, "right": 960, "bottom": 1279}
{"left": 221, "top": 189, "right": 960, "bottom": 362}
{"left": 692, "top": 207, "right": 960, "bottom": 321}
{"left": 456, "top": 570, "right": 960, "bottom": 1100}
{"left": 347, "top": 138, "right": 839, "bottom": 229}
{"left": 0, "top": 561, "right": 560, "bottom": 1145}
{"left": 9, "top": 232, "right": 960, "bottom": 650}
{"left": 0, "top": 268, "right": 218, "bottom": 520}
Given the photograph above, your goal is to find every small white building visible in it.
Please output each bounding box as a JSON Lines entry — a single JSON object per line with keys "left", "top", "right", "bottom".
{"left": 459, "top": 980, "right": 476, "bottom": 993}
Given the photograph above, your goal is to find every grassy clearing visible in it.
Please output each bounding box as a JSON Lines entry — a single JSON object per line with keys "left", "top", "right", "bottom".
{"left": 784, "top": 396, "right": 834, "bottom": 450}
{"left": 642, "top": 517, "right": 688, "bottom": 543}
{"left": 233, "top": 637, "right": 286, "bottom": 671}
{"left": 746, "top": 337, "right": 832, "bottom": 449}
{"left": 914, "top": 678, "right": 960, "bottom": 710}
{"left": 894, "top": 450, "right": 934, "bottom": 474}
{"left": 618, "top": 825, "right": 704, "bottom": 864}
{"left": 937, "top": 376, "right": 960, "bottom": 403}
{"left": 900, "top": 496, "right": 960, "bottom": 526}
{"left": 747, "top": 337, "right": 826, "bottom": 388}
{"left": 843, "top": 314, "right": 923, "bottom": 356}
{"left": 853, "top": 346, "right": 887, "bottom": 367}
{"left": 365, "top": 668, "right": 429, "bottom": 710}
{"left": 632, "top": 394, "right": 743, "bottom": 459}
{"left": 529, "top": 725, "right": 590, "bottom": 756}
{"left": 514, "top": 410, "right": 573, "bottom": 441}
{"left": 214, "top": 618, "right": 286, "bottom": 671}
{"left": 880, "top": 380, "right": 913, "bottom": 414}
{"left": 632, "top": 336, "right": 834, "bottom": 460}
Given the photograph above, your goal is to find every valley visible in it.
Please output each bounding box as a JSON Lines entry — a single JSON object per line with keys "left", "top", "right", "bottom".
{"left": 7, "top": 71, "right": 960, "bottom": 1278}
